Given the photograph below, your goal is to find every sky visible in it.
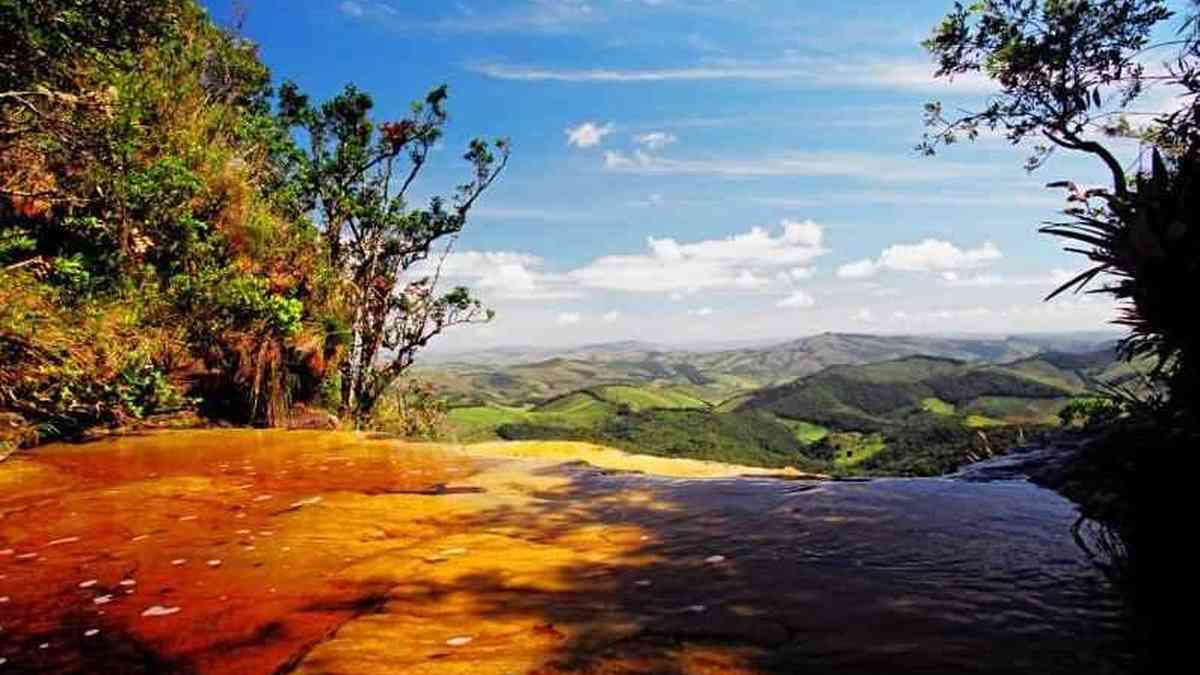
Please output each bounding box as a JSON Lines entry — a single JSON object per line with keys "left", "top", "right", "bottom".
{"left": 200, "top": 0, "right": 1184, "bottom": 350}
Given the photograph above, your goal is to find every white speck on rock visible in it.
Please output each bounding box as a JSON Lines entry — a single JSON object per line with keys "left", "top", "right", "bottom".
{"left": 289, "top": 496, "right": 321, "bottom": 509}
{"left": 445, "top": 636, "right": 473, "bottom": 647}
{"left": 207, "top": 559, "right": 222, "bottom": 567}
{"left": 84, "top": 629, "right": 99, "bottom": 637}
{"left": 79, "top": 579, "right": 98, "bottom": 588}
{"left": 141, "top": 605, "right": 181, "bottom": 617}
{"left": 46, "top": 536, "right": 81, "bottom": 547}
{"left": 704, "top": 555, "right": 726, "bottom": 564}
{"left": 93, "top": 595, "right": 113, "bottom": 605}
{"left": 171, "top": 559, "right": 187, "bottom": 566}
{"left": 119, "top": 579, "right": 136, "bottom": 587}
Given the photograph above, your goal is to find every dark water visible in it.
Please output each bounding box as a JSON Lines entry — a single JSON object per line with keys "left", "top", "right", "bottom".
{"left": 571, "top": 455, "right": 1135, "bottom": 674}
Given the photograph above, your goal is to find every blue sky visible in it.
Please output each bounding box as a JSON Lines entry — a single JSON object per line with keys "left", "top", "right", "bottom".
{"left": 201, "top": 0, "right": 1176, "bottom": 349}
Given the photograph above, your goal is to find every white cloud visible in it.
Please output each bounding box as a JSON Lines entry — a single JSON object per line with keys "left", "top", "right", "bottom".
{"left": 940, "top": 268, "right": 1076, "bottom": 288}
{"left": 557, "top": 312, "right": 583, "bottom": 325}
{"left": 853, "top": 308, "right": 875, "bottom": 322}
{"left": 431, "top": 0, "right": 598, "bottom": 33}
{"left": 838, "top": 239, "right": 1002, "bottom": 279}
{"left": 566, "top": 121, "right": 614, "bottom": 148}
{"left": 836, "top": 259, "right": 878, "bottom": 279}
{"left": 879, "top": 239, "right": 1001, "bottom": 272}
{"left": 776, "top": 290, "right": 816, "bottom": 309}
{"left": 688, "top": 307, "right": 714, "bottom": 317}
{"left": 338, "top": 1, "right": 365, "bottom": 18}
{"left": 567, "top": 219, "right": 828, "bottom": 294}
{"left": 602, "top": 148, "right": 992, "bottom": 182}
{"left": 634, "top": 131, "right": 678, "bottom": 150}
{"left": 472, "top": 57, "right": 994, "bottom": 93}
{"left": 424, "top": 251, "right": 576, "bottom": 301}
{"left": 602, "top": 311, "right": 621, "bottom": 322}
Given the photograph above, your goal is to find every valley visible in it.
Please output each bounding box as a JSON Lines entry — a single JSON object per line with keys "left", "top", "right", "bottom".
{"left": 419, "top": 333, "right": 1134, "bottom": 476}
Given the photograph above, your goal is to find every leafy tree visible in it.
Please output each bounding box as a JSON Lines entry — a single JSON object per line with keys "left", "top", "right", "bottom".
{"left": 278, "top": 83, "right": 508, "bottom": 422}
{"left": 921, "top": 0, "right": 1199, "bottom": 419}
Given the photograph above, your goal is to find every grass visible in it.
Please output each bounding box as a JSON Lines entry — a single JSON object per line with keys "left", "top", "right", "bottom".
{"left": 827, "top": 432, "right": 888, "bottom": 468}
{"left": 921, "top": 398, "right": 956, "bottom": 416}
{"left": 963, "top": 396, "right": 1066, "bottom": 424}
{"left": 446, "top": 405, "right": 532, "bottom": 441}
{"left": 963, "top": 414, "right": 1007, "bottom": 428}
{"left": 534, "top": 392, "right": 615, "bottom": 423}
{"left": 775, "top": 417, "right": 830, "bottom": 444}
{"left": 592, "top": 385, "right": 708, "bottom": 411}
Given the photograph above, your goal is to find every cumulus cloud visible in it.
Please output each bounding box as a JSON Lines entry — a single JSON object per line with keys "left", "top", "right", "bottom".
{"left": 836, "top": 259, "right": 878, "bottom": 279}
{"left": 836, "top": 239, "right": 1001, "bottom": 279}
{"left": 634, "top": 131, "right": 678, "bottom": 150}
{"left": 879, "top": 239, "right": 1001, "bottom": 272}
{"left": 688, "top": 307, "right": 714, "bottom": 317}
{"left": 939, "top": 268, "right": 1075, "bottom": 288}
{"left": 567, "top": 219, "right": 828, "bottom": 294}
{"left": 566, "top": 121, "right": 614, "bottom": 148}
{"left": 423, "top": 251, "right": 576, "bottom": 300}
{"left": 557, "top": 312, "right": 583, "bottom": 325}
{"left": 777, "top": 290, "right": 816, "bottom": 309}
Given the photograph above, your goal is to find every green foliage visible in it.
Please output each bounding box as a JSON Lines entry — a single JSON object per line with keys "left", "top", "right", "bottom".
{"left": 923, "top": 0, "right": 1200, "bottom": 422}
{"left": 739, "top": 356, "right": 1079, "bottom": 432}
{"left": 590, "top": 385, "right": 708, "bottom": 411}
{"left": 921, "top": 398, "right": 956, "bottom": 416}
{"left": 368, "top": 379, "right": 448, "bottom": 440}
{"left": 1059, "top": 397, "right": 1123, "bottom": 428}
{"left": 859, "top": 419, "right": 1033, "bottom": 477}
{"left": 498, "top": 408, "right": 826, "bottom": 472}
{"left": 0, "top": 0, "right": 347, "bottom": 432}
{"left": 0, "top": 271, "right": 188, "bottom": 438}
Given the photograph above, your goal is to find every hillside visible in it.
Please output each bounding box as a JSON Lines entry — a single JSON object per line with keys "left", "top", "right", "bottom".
{"left": 735, "top": 351, "right": 1121, "bottom": 432}
{"left": 415, "top": 332, "right": 1118, "bottom": 406}
{"left": 435, "top": 342, "right": 1128, "bottom": 477}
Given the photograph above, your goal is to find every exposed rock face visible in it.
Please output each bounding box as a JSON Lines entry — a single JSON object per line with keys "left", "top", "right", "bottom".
{"left": 0, "top": 431, "right": 1132, "bottom": 673}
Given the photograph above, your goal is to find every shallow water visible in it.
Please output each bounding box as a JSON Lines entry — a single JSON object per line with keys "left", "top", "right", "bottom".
{"left": 0, "top": 431, "right": 1135, "bottom": 673}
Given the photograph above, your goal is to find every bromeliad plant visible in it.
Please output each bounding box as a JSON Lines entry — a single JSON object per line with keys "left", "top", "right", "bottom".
{"left": 922, "top": 0, "right": 1200, "bottom": 419}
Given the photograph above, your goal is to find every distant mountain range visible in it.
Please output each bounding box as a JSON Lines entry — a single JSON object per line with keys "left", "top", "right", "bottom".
{"left": 414, "top": 332, "right": 1121, "bottom": 406}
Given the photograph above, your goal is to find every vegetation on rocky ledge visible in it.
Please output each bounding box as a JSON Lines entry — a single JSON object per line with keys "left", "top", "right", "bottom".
{"left": 0, "top": 0, "right": 504, "bottom": 446}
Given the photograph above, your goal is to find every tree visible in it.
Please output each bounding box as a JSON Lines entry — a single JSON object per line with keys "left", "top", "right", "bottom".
{"left": 278, "top": 83, "right": 508, "bottom": 423}
{"left": 921, "top": 0, "right": 1199, "bottom": 419}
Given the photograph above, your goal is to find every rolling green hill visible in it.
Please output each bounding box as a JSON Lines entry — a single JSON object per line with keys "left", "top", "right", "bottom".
{"left": 733, "top": 353, "right": 1122, "bottom": 432}
{"left": 432, "top": 336, "right": 1129, "bottom": 477}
